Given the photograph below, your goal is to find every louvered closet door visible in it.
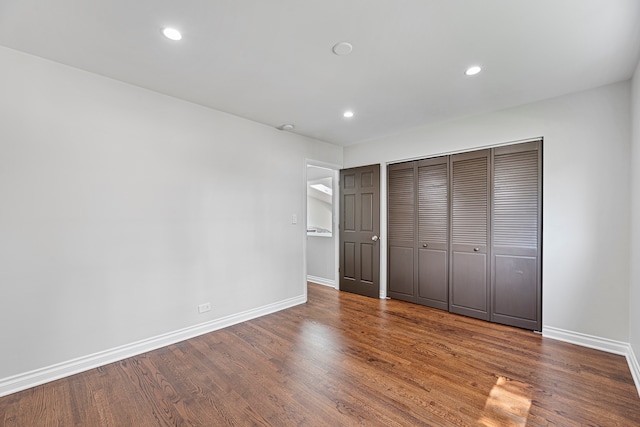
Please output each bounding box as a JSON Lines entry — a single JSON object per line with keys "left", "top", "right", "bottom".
{"left": 417, "top": 157, "right": 449, "bottom": 310}
{"left": 387, "top": 162, "right": 416, "bottom": 302}
{"left": 491, "top": 141, "right": 541, "bottom": 330}
{"left": 450, "top": 150, "right": 490, "bottom": 320}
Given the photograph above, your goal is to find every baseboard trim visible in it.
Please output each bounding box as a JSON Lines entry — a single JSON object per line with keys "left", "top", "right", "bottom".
{"left": 0, "top": 294, "right": 306, "bottom": 398}
{"left": 628, "top": 345, "right": 640, "bottom": 397}
{"left": 542, "top": 326, "right": 628, "bottom": 355}
{"left": 307, "top": 275, "right": 336, "bottom": 289}
{"left": 4, "top": 309, "right": 637, "bottom": 399}
{"left": 543, "top": 326, "right": 640, "bottom": 397}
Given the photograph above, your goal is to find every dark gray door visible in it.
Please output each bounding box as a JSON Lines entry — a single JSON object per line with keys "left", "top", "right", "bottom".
{"left": 387, "top": 162, "right": 416, "bottom": 302}
{"left": 340, "top": 164, "right": 380, "bottom": 298}
{"left": 449, "top": 150, "right": 490, "bottom": 321}
{"left": 417, "top": 157, "right": 449, "bottom": 310}
{"left": 491, "top": 141, "right": 542, "bottom": 330}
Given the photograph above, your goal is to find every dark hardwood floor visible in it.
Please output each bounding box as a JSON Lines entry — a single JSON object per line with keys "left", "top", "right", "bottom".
{"left": 1, "top": 283, "right": 639, "bottom": 426}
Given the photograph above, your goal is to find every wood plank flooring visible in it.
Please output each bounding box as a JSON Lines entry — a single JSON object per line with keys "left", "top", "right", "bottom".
{"left": 1, "top": 283, "right": 639, "bottom": 426}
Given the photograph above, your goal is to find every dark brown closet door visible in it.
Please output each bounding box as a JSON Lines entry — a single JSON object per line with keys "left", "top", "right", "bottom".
{"left": 416, "top": 157, "right": 449, "bottom": 310}
{"left": 449, "top": 150, "right": 490, "bottom": 320}
{"left": 387, "top": 162, "right": 416, "bottom": 302}
{"left": 340, "top": 164, "right": 380, "bottom": 298}
{"left": 491, "top": 141, "right": 542, "bottom": 330}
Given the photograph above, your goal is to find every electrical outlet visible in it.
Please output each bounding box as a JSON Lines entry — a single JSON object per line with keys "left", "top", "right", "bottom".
{"left": 198, "top": 302, "right": 211, "bottom": 314}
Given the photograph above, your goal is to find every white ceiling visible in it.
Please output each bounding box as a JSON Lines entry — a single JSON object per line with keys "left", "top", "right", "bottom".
{"left": 1, "top": 0, "right": 639, "bottom": 146}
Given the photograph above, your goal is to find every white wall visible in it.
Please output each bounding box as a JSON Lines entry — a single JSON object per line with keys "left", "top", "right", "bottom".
{"left": 307, "top": 235, "right": 335, "bottom": 283}
{"left": 0, "top": 46, "right": 342, "bottom": 382}
{"left": 307, "top": 196, "right": 332, "bottom": 232}
{"left": 345, "top": 81, "right": 631, "bottom": 343}
{"left": 306, "top": 195, "right": 335, "bottom": 282}
{"left": 306, "top": 193, "right": 336, "bottom": 283}
{"left": 630, "top": 60, "right": 640, "bottom": 380}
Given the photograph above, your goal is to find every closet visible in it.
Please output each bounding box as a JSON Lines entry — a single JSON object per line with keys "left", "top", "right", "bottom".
{"left": 387, "top": 140, "right": 541, "bottom": 331}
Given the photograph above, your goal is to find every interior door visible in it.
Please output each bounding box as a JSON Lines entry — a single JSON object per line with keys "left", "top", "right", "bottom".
{"left": 417, "top": 157, "right": 449, "bottom": 310}
{"left": 340, "top": 164, "right": 380, "bottom": 298}
{"left": 449, "top": 150, "right": 490, "bottom": 321}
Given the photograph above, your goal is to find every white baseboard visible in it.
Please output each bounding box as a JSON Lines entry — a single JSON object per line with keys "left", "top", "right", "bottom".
{"left": 307, "top": 275, "right": 336, "bottom": 289}
{"left": 4, "top": 308, "right": 638, "bottom": 399}
{"left": 542, "top": 326, "right": 629, "bottom": 355}
{"left": 543, "top": 325, "right": 640, "bottom": 397}
{"left": 0, "top": 294, "right": 306, "bottom": 398}
{"left": 628, "top": 345, "right": 640, "bottom": 397}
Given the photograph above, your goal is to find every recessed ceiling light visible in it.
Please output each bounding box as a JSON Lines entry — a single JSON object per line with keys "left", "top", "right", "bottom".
{"left": 162, "top": 28, "right": 182, "bottom": 41}
{"left": 332, "top": 42, "right": 353, "bottom": 56}
{"left": 277, "top": 124, "right": 294, "bottom": 131}
{"left": 343, "top": 111, "right": 354, "bottom": 118}
{"left": 465, "top": 66, "right": 482, "bottom": 76}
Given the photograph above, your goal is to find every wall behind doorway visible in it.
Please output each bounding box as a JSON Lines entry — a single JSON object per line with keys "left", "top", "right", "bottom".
{"left": 306, "top": 165, "right": 338, "bottom": 287}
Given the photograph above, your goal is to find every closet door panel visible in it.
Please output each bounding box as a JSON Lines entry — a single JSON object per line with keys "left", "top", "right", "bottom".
{"left": 491, "top": 142, "right": 541, "bottom": 330}
{"left": 493, "top": 254, "right": 537, "bottom": 319}
{"left": 417, "top": 158, "right": 449, "bottom": 310}
{"left": 418, "top": 249, "right": 448, "bottom": 308}
{"left": 450, "top": 151, "right": 490, "bottom": 321}
{"left": 451, "top": 251, "right": 488, "bottom": 311}
{"left": 388, "top": 163, "right": 416, "bottom": 302}
{"left": 389, "top": 246, "right": 414, "bottom": 297}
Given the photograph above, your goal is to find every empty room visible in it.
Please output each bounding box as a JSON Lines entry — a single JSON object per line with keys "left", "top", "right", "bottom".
{"left": 1, "top": 0, "right": 640, "bottom": 425}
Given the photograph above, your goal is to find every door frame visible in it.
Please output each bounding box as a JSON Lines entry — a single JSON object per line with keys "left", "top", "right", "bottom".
{"left": 303, "top": 159, "right": 341, "bottom": 300}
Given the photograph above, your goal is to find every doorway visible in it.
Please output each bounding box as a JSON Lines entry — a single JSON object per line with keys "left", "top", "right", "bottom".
{"left": 305, "top": 162, "right": 340, "bottom": 291}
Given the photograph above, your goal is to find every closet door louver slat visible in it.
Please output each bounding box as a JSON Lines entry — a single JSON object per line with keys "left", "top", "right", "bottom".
{"left": 493, "top": 151, "right": 538, "bottom": 248}
{"left": 418, "top": 163, "right": 448, "bottom": 245}
{"left": 452, "top": 157, "right": 488, "bottom": 246}
{"left": 388, "top": 167, "right": 415, "bottom": 242}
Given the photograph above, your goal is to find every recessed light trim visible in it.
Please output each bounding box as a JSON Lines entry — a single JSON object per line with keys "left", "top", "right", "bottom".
{"left": 465, "top": 66, "right": 482, "bottom": 76}
{"left": 277, "top": 124, "right": 294, "bottom": 131}
{"left": 343, "top": 111, "right": 354, "bottom": 118}
{"left": 162, "top": 28, "right": 182, "bottom": 41}
{"left": 332, "top": 42, "right": 353, "bottom": 56}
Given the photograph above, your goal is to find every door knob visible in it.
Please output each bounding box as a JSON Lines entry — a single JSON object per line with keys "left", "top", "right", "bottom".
{"left": 371, "top": 235, "right": 379, "bottom": 242}
{"left": 473, "top": 247, "right": 480, "bottom": 252}
{"left": 423, "top": 243, "right": 428, "bottom": 248}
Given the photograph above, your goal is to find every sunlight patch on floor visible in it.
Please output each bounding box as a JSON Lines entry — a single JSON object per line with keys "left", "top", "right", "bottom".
{"left": 477, "top": 376, "right": 532, "bottom": 427}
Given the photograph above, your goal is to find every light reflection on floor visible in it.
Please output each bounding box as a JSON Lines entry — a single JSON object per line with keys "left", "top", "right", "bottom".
{"left": 477, "top": 376, "right": 532, "bottom": 426}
